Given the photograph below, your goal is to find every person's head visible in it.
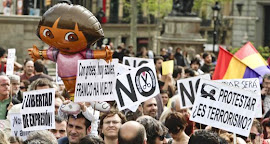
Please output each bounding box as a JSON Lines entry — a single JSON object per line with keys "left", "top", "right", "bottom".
{"left": 9, "top": 136, "right": 23, "bottom": 144}
{"left": 160, "top": 48, "right": 167, "bottom": 55}
{"left": 262, "top": 118, "right": 270, "bottom": 139}
{"left": 100, "top": 109, "right": 127, "bottom": 140}
{"left": 184, "top": 68, "right": 195, "bottom": 78}
{"left": 136, "top": 115, "right": 168, "bottom": 144}
{"left": 29, "top": 78, "right": 54, "bottom": 90}
{"left": 34, "top": 60, "right": 45, "bottom": 73}
{"left": 49, "top": 115, "right": 67, "bottom": 139}
{"left": 154, "top": 56, "right": 164, "bottom": 71}
{"left": 0, "top": 47, "right": 7, "bottom": 58}
{"left": 188, "top": 130, "right": 220, "bottom": 144}
{"left": 67, "top": 113, "right": 91, "bottom": 144}
{"left": 171, "top": 95, "right": 189, "bottom": 118}
{"left": 202, "top": 52, "right": 212, "bottom": 64}
{"left": 160, "top": 90, "right": 169, "bottom": 107}
{"left": 23, "top": 130, "right": 58, "bottom": 144}
{"left": 190, "top": 58, "right": 201, "bottom": 71}
{"left": 263, "top": 74, "right": 270, "bottom": 95}
{"left": 142, "top": 98, "right": 158, "bottom": 118}
{"left": 20, "top": 80, "right": 30, "bottom": 92}
{"left": 23, "top": 60, "right": 34, "bottom": 76}
{"left": 165, "top": 112, "right": 187, "bottom": 139}
{"left": 37, "top": 3, "right": 104, "bottom": 53}
{"left": 118, "top": 121, "right": 147, "bottom": 144}
{"left": 246, "top": 119, "right": 264, "bottom": 144}
{"left": 8, "top": 74, "right": 20, "bottom": 95}
{"left": 0, "top": 75, "right": 10, "bottom": 100}
{"left": 79, "top": 135, "right": 105, "bottom": 144}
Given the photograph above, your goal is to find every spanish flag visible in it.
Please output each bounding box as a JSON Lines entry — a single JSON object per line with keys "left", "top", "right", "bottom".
{"left": 212, "top": 46, "right": 260, "bottom": 80}
{"left": 234, "top": 42, "right": 270, "bottom": 77}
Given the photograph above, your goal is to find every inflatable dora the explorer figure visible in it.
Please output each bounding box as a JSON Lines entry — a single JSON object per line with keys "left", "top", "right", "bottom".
{"left": 28, "top": 3, "right": 112, "bottom": 113}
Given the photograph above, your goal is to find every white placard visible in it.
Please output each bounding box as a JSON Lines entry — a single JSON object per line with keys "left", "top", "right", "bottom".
{"left": 55, "top": 63, "right": 63, "bottom": 84}
{"left": 215, "top": 78, "right": 262, "bottom": 118}
{"left": 114, "top": 61, "right": 160, "bottom": 111}
{"left": 177, "top": 74, "right": 210, "bottom": 109}
{"left": 6, "top": 48, "right": 16, "bottom": 75}
{"left": 21, "top": 88, "right": 55, "bottom": 131}
{"left": 122, "top": 57, "right": 153, "bottom": 68}
{"left": 9, "top": 113, "right": 31, "bottom": 140}
{"left": 190, "top": 79, "right": 257, "bottom": 137}
{"left": 74, "top": 59, "right": 118, "bottom": 102}
{"left": 115, "top": 63, "right": 133, "bottom": 76}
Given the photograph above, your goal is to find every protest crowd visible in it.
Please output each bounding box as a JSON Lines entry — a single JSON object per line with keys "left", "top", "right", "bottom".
{"left": 1, "top": 2, "right": 270, "bottom": 144}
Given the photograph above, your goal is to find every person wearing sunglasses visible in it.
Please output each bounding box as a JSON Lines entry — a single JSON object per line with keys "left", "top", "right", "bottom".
{"left": 246, "top": 119, "right": 270, "bottom": 144}
{"left": 165, "top": 112, "right": 189, "bottom": 144}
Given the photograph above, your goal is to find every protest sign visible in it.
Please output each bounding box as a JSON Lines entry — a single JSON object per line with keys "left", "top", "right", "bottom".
{"left": 115, "top": 63, "right": 133, "bottom": 76}
{"left": 74, "top": 59, "right": 118, "bottom": 102}
{"left": 55, "top": 63, "right": 63, "bottom": 84}
{"left": 190, "top": 79, "right": 257, "bottom": 137}
{"left": 177, "top": 74, "right": 210, "bottom": 109}
{"left": 9, "top": 113, "right": 31, "bottom": 140}
{"left": 21, "top": 88, "right": 55, "bottom": 131}
{"left": 114, "top": 61, "right": 160, "bottom": 111}
{"left": 122, "top": 56, "right": 153, "bottom": 68}
{"left": 162, "top": 60, "right": 174, "bottom": 75}
{"left": 6, "top": 48, "right": 16, "bottom": 75}
{"left": 215, "top": 78, "right": 262, "bottom": 118}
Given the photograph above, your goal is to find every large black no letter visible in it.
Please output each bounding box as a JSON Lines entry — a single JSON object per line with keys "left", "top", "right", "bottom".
{"left": 179, "top": 81, "right": 195, "bottom": 107}
{"left": 116, "top": 74, "right": 137, "bottom": 107}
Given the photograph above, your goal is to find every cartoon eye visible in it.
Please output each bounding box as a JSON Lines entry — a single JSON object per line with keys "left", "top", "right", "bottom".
{"left": 43, "top": 29, "right": 54, "bottom": 39}
{"left": 65, "top": 32, "right": 78, "bottom": 42}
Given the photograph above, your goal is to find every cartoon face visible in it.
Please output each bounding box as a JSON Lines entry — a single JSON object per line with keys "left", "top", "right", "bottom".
{"left": 39, "top": 18, "right": 87, "bottom": 54}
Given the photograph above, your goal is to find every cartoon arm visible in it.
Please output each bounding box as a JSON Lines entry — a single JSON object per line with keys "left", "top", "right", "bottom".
{"left": 83, "top": 46, "right": 113, "bottom": 63}
{"left": 28, "top": 45, "right": 49, "bottom": 62}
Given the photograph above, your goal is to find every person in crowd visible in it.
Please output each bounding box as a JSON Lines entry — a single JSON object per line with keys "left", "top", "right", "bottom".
{"left": 160, "top": 95, "right": 194, "bottom": 136}
{"left": 8, "top": 74, "right": 23, "bottom": 102}
{"left": 49, "top": 115, "right": 67, "bottom": 139}
{"left": 0, "top": 129, "right": 9, "bottom": 144}
{"left": 172, "top": 66, "right": 185, "bottom": 81}
{"left": 20, "top": 59, "right": 34, "bottom": 81}
{"left": 79, "top": 135, "right": 105, "bottom": 144}
{"left": 8, "top": 136, "right": 23, "bottom": 144}
{"left": 112, "top": 45, "right": 125, "bottom": 63}
{"left": 136, "top": 47, "right": 149, "bottom": 58}
{"left": 24, "top": 130, "right": 57, "bottom": 144}
{"left": 142, "top": 98, "right": 158, "bottom": 119}
{"left": 55, "top": 93, "right": 64, "bottom": 115}
{"left": 20, "top": 79, "right": 30, "bottom": 92}
{"left": 58, "top": 113, "right": 91, "bottom": 144}
{"left": 160, "top": 90, "right": 170, "bottom": 110}
{"left": 28, "top": 60, "right": 53, "bottom": 83}
{"left": 246, "top": 119, "right": 270, "bottom": 144}
{"left": 154, "top": 56, "right": 164, "bottom": 80}
{"left": 0, "top": 47, "right": 22, "bottom": 74}
{"left": 160, "top": 48, "right": 169, "bottom": 61}
{"left": 184, "top": 68, "right": 195, "bottom": 78}
{"left": 136, "top": 115, "right": 168, "bottom": 144}
{"left": 188, "top": 130, "right": 222, "bottom": 144}
{"left": 190, "top": 58, "right": 204, "bottom": 75}
{"left": 99, "top": 109, "right": 127, "bottom": 144}
{"left": 165, "top": 112, "right": 189, "bottom": 144}
{"left": 262, "top": 117, "right": 270, "bottom": 139}
{"left": 28, "top": 78, "right": 54, "bottom": 90}
{"left": 0, "top": 75, "right": 20, "bottom": 119}
{"left": 174, "top": 47, "right": 186, "bottom": 67}
{"left": 262, "top": 74, "right": 270, "bottom": 115}
{"left": 200, "top": 52, "right": 213, "bottom": 73}
{"left": 219, "top": 132, "right": 246, "bottom": 144}
{"left": 128, "top": 45, "right": 135, "bottom": 57}
{"left": 118, "top": 121, "right": 147, "bottom": 144}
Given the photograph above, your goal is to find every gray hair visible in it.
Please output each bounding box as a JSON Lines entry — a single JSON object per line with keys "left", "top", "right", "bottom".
{"left": 24, "top": 130, "right": 57, "bottom": 144}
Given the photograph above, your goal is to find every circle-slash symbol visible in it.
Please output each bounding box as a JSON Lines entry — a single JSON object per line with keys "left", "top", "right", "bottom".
{"left": 135, "top": 67, "right": 156, "bottom": 97}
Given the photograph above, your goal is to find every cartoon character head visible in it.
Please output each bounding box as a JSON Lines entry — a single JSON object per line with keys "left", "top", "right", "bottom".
{"left": 37, "top": 3, "right": 104, "bottom": 54}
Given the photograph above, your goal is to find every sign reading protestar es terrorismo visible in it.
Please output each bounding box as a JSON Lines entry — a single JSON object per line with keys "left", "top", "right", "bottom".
{"left": 190, "top": 79, "right": 257, "bottom": 137}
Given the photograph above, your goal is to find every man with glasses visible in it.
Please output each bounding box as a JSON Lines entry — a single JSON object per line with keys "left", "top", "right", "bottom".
{"left": 99, "top": 109, "right": 127, "bottom": 144}
{"left": 137, "top": 115, "right": 168, "bottom": 144}
{"left": 8, "top": 74, "right": 23, "bottom": 102}
{"left": 246, "top": 119, "right": 270, "bottom": 144}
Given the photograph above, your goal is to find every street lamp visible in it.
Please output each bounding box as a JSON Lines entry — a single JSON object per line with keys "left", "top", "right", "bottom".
{"left": 212, "top": 2, "right": 221, "bottom": 53}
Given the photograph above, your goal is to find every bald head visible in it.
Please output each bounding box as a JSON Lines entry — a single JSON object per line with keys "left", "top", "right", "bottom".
{"left": 118, "top": 121, "right": 146, "bottom": 144}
